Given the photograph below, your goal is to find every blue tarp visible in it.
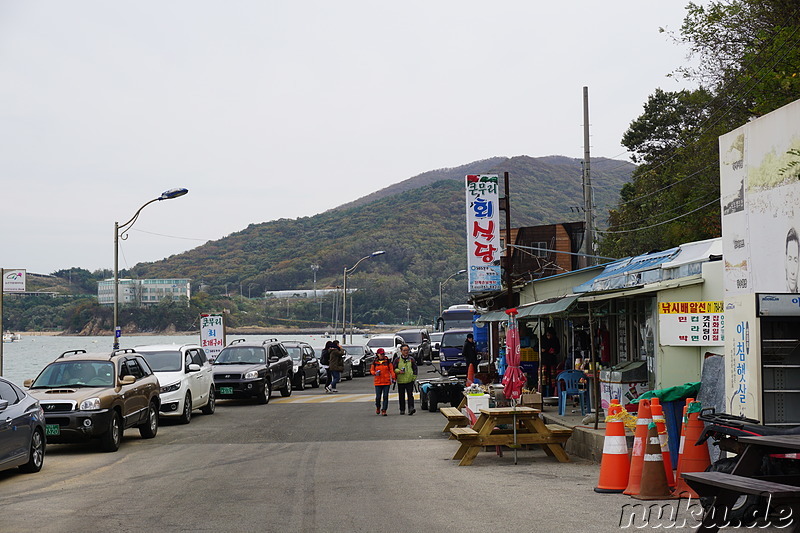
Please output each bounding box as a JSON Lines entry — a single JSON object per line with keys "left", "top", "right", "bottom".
{"left": 573, "top": 248, "right": 680, "bottom": 293}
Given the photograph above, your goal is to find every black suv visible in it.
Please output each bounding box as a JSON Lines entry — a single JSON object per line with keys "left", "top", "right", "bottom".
{"left": 396, "top": 328, "right": 432, "bottom": 363}
{"left": 212, "top": 339, "right": 293, "bottom": 404}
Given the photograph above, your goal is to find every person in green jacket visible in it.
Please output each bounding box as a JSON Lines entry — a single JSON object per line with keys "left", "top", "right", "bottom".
{"left": 393, "top": 344, "right": 417, "bottom": 415}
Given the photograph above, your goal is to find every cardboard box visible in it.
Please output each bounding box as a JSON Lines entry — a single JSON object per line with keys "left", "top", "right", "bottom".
{"left": 520, "top": 392, "right": 543, "bottom": 410}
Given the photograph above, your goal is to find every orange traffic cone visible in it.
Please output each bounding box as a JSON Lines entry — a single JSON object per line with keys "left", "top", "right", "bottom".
{"left": 633, "top": 422, "right": 679, "bottom": 500}
{"left": 466, "top": 363, "right": 475, "bottom": 386}
{"left": 673, "top": 400, "right": 711, "bottom": 499}
{"left": 624, "top": 398, "right": 652, "bottom": 496}
{"left": 650, "top": 398, "right": 675, "bottom": 488}
{"left": 673, "top": 397, "right": 694, "bottom": 476}
{"left": 594, "top": 401, "right": 630, "bottom": 493}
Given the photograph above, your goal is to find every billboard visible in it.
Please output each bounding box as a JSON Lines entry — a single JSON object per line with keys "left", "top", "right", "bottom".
{"left": 199, "top": 314, "right": 225, "bottom": 361}
{"left": 465, "top": 174, "right": 502, "bottom": 292}
{"left": 658, "top": 301, "right": 724, "bottom": 346}
{"left": 3, "top": 269, "right": 26, "bottom": 292}
{"left": 720, "top": 98, "right": 800, "bottom": 295}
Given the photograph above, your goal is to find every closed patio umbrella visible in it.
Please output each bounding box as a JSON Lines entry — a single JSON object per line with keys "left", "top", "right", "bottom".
{"left": 501, "top": 308, "right": 525, "bottom": 463}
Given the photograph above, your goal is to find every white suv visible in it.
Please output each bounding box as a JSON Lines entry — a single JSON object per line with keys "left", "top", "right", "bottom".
{"left": 136, "top": 344, "right": 215, "bottom": 424}
{"left": 366, "top": 334, "right": 405, "bottom": 359}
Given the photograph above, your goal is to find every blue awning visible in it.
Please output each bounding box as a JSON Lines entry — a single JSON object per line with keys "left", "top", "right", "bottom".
{"left": 573, "top": 248, "right": 680, "bottom": 293}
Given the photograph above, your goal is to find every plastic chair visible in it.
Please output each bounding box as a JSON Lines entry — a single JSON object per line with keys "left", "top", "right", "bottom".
{"left": 556, "top": 369, "right": 590, "bottom": 416}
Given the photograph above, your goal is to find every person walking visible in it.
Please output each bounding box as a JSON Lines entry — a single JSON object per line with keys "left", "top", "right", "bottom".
{"left": 393, "top": 344, "right": 417, "bottom": 415}
{"left": 320, "top": 341, "right": 333, "bottom": 393}
{"left": 327, "top": 340, "right": 345, "bottom": 393}
{"left": 370, "top": 348, "right": 395, "bottom": 416}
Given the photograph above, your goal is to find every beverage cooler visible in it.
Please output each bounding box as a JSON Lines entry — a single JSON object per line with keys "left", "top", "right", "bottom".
{"left": 600, "top": 360, "right": 649, "bottom": 413}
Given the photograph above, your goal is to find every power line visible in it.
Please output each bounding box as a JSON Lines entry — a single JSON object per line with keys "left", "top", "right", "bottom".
{"left": 596, "top": 197, "right": 720, "bottom": 234}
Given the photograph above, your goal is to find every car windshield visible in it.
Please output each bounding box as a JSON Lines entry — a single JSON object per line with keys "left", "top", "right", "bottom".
{"left": 430, "top": 333, "right": 443, "bottom": 343}
{"left": 399, "top": 332, "right": 423, "bottom": 343}
{"left": 367, "top": 338, "right": 394, "bottom": 348}
{"left": 442, "top": 332, "right": 470, "bottom": 348}
{"left": 31, "top": 361, "right": 115, "bottom": 388}
{"left": 137, "top": 350, "right": 182, "bottom": 372}
{"left": 214, "top": 346, "right": 265, "bottom": 364}
{"left": 285, "top": 346, "right": 303, "bottom": 362}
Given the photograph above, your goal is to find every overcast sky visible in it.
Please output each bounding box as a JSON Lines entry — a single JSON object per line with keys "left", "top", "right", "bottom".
{"left": 0, "top": 1, "right": 697, "bottom": 275}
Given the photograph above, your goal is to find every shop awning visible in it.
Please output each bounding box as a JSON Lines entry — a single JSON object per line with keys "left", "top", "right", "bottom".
{"left": 516, "top": 295, "right": 579, "bottom": 319}
{"left": 577, "top": 274, "right": 704, "bottom": 302}
{"left": 474, "top": 309, "right": 509, "bottom": 324}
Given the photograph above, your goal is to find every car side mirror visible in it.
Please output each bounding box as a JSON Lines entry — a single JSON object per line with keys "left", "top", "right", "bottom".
{"left": 187, "top": 363, "right": 201, "bottom": 372}
{"left": 120, "top": 375, "right": 136, "bottom": 385}
{"left": 269, "top": 356, "right": 279, "bottom": 363}
{"left": 24, "top": 379, "right": 33, "bottom": 388}
{"left": 0, "top": 399, "right": 8, "bottom": 412}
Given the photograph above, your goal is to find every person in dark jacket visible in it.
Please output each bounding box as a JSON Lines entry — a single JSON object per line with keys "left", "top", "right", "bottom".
{"left": 462, "top": 333, "right": 478, "bottom": 371}
{"left": 320, "top": 340, "right": 334, "bottom": 391}
{"left": 327, "top": 340, "right": 345, "bottom": 393}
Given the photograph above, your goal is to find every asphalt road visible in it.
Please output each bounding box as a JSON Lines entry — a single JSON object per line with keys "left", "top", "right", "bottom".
{"left": 1, "top": 372, "right": 720, "bottom": 532}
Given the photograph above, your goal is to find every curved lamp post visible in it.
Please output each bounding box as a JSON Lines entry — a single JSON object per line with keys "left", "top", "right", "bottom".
{"left": 342, "top": 250, "right": 385, "bottom": 343}
{"left": 439, "top": 269, "right": 467, "bottom": 324}
{"left": 113, "top": 187, "right": 188, "bottom": 349}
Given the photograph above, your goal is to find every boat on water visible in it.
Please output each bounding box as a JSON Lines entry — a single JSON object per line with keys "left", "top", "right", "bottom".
{"left": 2, "top": 332, "right": 21, "bottom": 343}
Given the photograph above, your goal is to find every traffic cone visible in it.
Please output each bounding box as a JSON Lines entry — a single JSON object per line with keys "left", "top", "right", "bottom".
{"left": 594, "top": 401, "right": 630, "bottom": 493}
{"left": 673, "top": 400, "right": 711, "bottom": 499}
{"left": 466, "top": 363, "right": 475, "bottom": 386}
{"left": 633, "top": 422, "right": 679, "bottom": 500}
{"left": 673, "top": 397, "right": 694, "bottom": 476}
{"left": 623, "top": 398, "right": 652, "bottom": 496}
{"left": 650, "top": 398, "right": 675, "bottom": 488}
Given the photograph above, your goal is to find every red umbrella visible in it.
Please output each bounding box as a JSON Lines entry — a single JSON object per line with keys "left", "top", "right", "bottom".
{"left": 501, "top": 308, "right": 525, "bottom": 400}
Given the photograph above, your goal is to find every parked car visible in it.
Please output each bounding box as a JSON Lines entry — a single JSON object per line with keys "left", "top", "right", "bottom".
{"left": 395, "top": 328, "right": 432, "bottom": 363}
{"left": 0, "top": 376, "right": 45, "bottom": 474}
{"left": 366, "top": 334, "right": 404, "bottom": 359}
{"left": 25, "top": 349, "right": 161, "bottom": 452}
{"left": 282, "top": 341, "right": 321, "bottom": 390}
{"left": 212, "top": 339, "right": 293, "bottom": 404}
{"left": 342, "top": 344, "right": 375, "bottom": 377}
{"left": 438, "top": 328, "right": 474, "bottom": 375}
{"left": 430, "top": 332, "right": 443, "bottom": 360}
{"left": 136, "top": 344, "right": 216, "bottom": 424}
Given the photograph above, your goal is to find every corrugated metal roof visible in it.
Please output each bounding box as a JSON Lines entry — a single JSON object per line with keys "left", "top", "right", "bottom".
{"left": 573, "top": 248, "right": 680, "bottom": 293}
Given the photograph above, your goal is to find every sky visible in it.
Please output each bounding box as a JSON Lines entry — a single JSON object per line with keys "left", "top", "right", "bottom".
{"left": 0, "top": 1, "right": 698, "bottom": 275}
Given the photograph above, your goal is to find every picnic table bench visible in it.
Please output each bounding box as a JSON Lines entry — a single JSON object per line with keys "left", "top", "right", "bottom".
{"left": 448, "top": 407, "right": 572, "bottom": 466}
{"left": 440, "top": 406, "right": 469, "bottom": 434}
{"left": 682, "top": 434, "right": 800, "bottom": 532}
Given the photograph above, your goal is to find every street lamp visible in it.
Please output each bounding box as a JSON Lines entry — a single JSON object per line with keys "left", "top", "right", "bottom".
{"left": 248, "top": 284, "right": 257, "bottom": 298}
{"left": 342, "top": 250, "right": 385, "bottom": 343}
{"left": 114, "top": 187, "right": 188, "bottom": 349}
{"left": 310, "top": 264, "right": 320, "bottom": 318}
{"left": 439, "top": 269, "right": 467, "bottom": 325}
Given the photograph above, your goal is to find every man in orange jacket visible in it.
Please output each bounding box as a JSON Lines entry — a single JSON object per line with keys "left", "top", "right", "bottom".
{"left": 371, "top": 348, "right": 396, "bottom": 416}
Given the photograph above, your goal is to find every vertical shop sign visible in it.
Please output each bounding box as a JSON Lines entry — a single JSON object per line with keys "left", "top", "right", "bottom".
{"left": 200, "top": 314, "right": 226, "bottom": 361}
{"left": 465, "top": 174, "right": 501, "bottom": 292}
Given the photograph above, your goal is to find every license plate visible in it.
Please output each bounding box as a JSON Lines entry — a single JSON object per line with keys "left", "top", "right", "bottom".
{"left": 220, "top": 387, "right": 234, "bottom": 395}
{"left": 45, "top": 424, "right": 60, "bottom": 436}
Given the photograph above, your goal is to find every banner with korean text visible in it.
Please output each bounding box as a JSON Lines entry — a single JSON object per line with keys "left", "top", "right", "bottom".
{"left": 199, "top": 314, "right": 226, "bottom": 361}
{"left": 465, "top": 174, "right": 502, "bottom": 292}
{"left": 658, "top": 301, "right": 724, "bottom": 346}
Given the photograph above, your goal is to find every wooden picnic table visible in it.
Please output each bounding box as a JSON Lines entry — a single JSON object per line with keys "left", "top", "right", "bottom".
{"left": 682, "top": 434, "right": 800, "bottom": 532}
{"left": 449, "top": 406, "right": 572, "bottom": 466}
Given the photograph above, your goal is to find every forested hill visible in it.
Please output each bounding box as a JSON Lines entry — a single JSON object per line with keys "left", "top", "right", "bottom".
{"left": 132, "top": 155, "right": 633, "bottom": 324}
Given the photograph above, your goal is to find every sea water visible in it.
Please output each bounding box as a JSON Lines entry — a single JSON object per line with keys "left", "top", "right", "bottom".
{"left": 0, "top": 333, "right": 338, "bottom": 387}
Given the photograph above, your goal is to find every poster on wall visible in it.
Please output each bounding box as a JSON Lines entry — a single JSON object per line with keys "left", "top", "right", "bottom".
{"left": 465, "top": 174, "right": 502, "bottom": 292}
{"left": 658, "top": 301, "right": 724, "bottom": 346}
{"left": 720, "top": 98, "right": 800, "bottom": 296}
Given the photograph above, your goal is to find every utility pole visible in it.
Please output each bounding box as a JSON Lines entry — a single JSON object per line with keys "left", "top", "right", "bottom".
{"left": 582, "top": 86, "right": 595, "bottom": 267}
{"left": 500, "top": 171, "right": 514, "bottom": 308}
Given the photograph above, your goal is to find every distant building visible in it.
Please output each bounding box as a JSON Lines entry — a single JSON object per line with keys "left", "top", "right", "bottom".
{"left": 98, "top": 278, "right": 191, "bottom": 307}
{"left": 263, "top": 288, "right": 342, "bottom": 299}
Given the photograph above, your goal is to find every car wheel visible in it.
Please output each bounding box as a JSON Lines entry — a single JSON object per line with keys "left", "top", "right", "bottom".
{"left": 257, "top": 380, "right": 272, "bottom": 404}
{"left": 361, "top": 364, "right": 367, "bottom": 377}
{"left": 101, "top": 411, "right": 122, "bottom": 452}
{"left": 139, "top": 401, "right": 159, "bottom": 439}
{"left": 201, "top": 387, "right": 216, "bottom": 415}
{"left": 19, "top": 428, "right": 45, "bottom": 473}
{"left": 427, "top": 390, "right": 439, "bottom": 412}
{"left": 280, "top": 376, "right": 292, "bottom": 397}
{"left": 310, "top": 372, "right": 320, "bottom": 388}
{"left": 346, "top": 367, "right": 353, "bottom": 380}
{"left": 295, "top": 373, "right": 305, "bottom": 391}
{"left": 178, "top": 392, "right": 192, "bottom": 424}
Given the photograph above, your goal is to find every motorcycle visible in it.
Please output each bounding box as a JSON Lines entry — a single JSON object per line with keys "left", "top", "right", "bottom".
{"left": 417, "top": 362, "right": 465, "bottom": 413}
{"left": 695, "top": 408, "right": 800, "bottom": 523}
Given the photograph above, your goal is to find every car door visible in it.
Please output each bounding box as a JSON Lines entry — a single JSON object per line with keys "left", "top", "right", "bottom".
{"left": 302, "top": 346, "right": 316, "bottom": 382}
{"left": 188, "top": 348, "right": 211, "bottom": 405}
{"left": 0, "top": 381, "right": 28, "bottom": 467}
{"left": 268, "top": 344, "right": 290, "bottom": 387}
{"left": 119, "top": 358, "right": 148, "bottom": 427}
